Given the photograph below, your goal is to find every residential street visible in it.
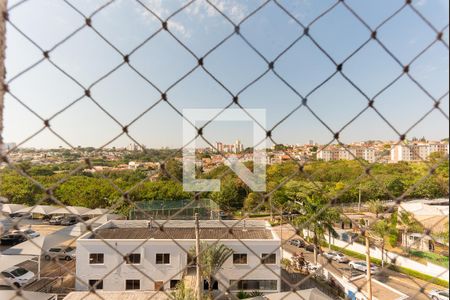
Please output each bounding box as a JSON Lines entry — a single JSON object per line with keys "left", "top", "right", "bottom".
{"left": 275, "top": 224, "right": 444, "bottom": 300}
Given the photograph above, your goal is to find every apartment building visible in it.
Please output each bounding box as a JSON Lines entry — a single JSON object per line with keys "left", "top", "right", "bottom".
{"left": 75, "top": 220, "right": 281, "bottom": 294}
{"left": 390, "top": 142, "right": 449, "bottom": 162}
{"left": 317, "top": 146, "right": 376, "bottom": 163}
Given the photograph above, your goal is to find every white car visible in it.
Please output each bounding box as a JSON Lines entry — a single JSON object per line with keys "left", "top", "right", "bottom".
{"left": 429, "top": 289, "right": 449, "bottom": 300}
{"left": 349, "top": 261, "right": 379, "bottom": 274}
{"left": 332, "top": 252, "right": 349, "bottom": 263}
{"left": 323, "top": 251, "right": 349, "bottom": 263}
{"left": 0, "top": 266, "right": 36, "bottom": 288}
{"left": 13, "top": 228, "right": 40, "bottom": 239}
{"left": 44, "top": 246, "right": 76, "bottom": 261}
{"left": 322, "top": 252, "right": 335, "bottom": 260}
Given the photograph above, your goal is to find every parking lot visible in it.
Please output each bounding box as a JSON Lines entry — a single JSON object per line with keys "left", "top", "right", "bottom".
{"left": 1, "top": 217, "right": 77, "bottom": 295}
{"left": 20, "top": 258, "right": 76, "bottom": 294}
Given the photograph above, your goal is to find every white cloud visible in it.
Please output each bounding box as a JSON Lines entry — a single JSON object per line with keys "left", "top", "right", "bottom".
{"left": 134, "top": 0, "right": 253, "bottom": 38}
{"left": 168, "top": 20, "right": 191, "bottom": 38}
{"left": 134, "top": 0, "right": 192, "bottom": 38}
{"left": 182, "top": 0, "right": 249, "bottom": 23}
{"left": 415, "top": 0, "right": 428, "bottom": 6}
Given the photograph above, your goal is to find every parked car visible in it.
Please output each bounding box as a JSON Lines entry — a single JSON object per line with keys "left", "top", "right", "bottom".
{"left": 44, "top": 246, "right": 76, "bottom": 261}
{"left": 219, "top": 211, "right": 232, "bottom": 220}
{"left": 322, "top": 251, "right": 349, "bottom": 263}
{"left": 332, "top": 252, "right": 349, "bottom": 263}
{"left": 49, "top": 215, "right": 64, "bottom": 225}
{"left": 0, "top": 266, "right": 36, "bottom": 288}
{"left": 9, "top": 212, "right": 32, "bottom": 219}
{"left": 61, "top": 216, "right": 78, "bottom": 226}
{"left": 289, "top": 239, "right": 305, "bottom": 248}
{"left": 13, "top": 228, "right": 40, "bottom": 239}
{"left": 322, "top": 252, "right": 335, "bottom": 260}
{"left": 0, "top": 233, "right": 27, "bottom": 245}
{"left": 349, "top": 261, "right": 379, "bottom": 274}
{"left": 305, "top": 244, "right": 321, "bottom": 253}
{"left": 429, "top": 290, "right": 449, "bottom": 300}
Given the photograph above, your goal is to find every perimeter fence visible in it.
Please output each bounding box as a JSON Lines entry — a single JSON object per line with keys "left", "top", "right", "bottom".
{"left": 0, "top": 0, "right": 449, "bottom": 299}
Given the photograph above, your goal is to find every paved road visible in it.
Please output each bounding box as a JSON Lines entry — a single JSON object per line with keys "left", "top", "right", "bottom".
{"left": 275, "top": 224, "right": 443, "bottom": 300}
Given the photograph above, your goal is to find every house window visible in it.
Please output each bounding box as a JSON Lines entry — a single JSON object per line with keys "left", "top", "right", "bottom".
{"left": 230, "top": 280, "right": 277, "bottom": 291}
{"left": 89, "top": 253, "right": 104, "bottom": 264}
{"left": 125, "top": 279, "right": 140, "bottom": 290}
{"left": 89, "top": 279, "right": 103, "bottom": 289}
{"left": 261, "top": 253, "right": 276, "bottom": 264}
{"left": 233, "top": 253, "right": 247, "bottom": 264}
{"left": 126, "top": 253, "right": 141, "bottom": 264}
{"left": 156, "top": 253, "right": 170, "bottom": 264}
{"left": 170, "top": 280, "right": 180, "bottom": 289}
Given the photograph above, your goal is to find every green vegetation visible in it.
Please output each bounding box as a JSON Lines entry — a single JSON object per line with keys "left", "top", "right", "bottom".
{"left": 0, "top": 159, "right": 448, "bottom": 214}
{"left": 389, "top": 265, "right": 449, "bottom": 288}
{"left": 172, "top": 281, "right": 195, "bottom": 300}
{"left": 370, "top": 213, "right": 399, "bottom": 268}
{"left": 236, "top": 290, "right": 264, "bottom": 299}
{"left": 189, "top": 242, "right": 233, "bottom": 297}
{"left": 329, "top": 245, "right": 449, "bottom": 288}
{"left": 293, "top": 195, "right": 341, "bottom": 263}
{"left": 367, "top": 199, "right": 384, "bottom": 217}
{"left": 408, "top": 250, "right": 449, "bottom": 268}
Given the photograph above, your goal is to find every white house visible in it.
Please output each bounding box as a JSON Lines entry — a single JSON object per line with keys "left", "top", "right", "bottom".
{"left": 398, "top": 201, "right": 449, "bottom": 251}
{"left": 75, "top": 220, "right": 282, "bottom": 294}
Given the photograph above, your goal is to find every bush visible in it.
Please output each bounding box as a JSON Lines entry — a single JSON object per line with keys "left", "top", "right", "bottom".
{"left": 236, "top": 291, "right": 249, "bottom": 299}
{"left": 389, "top": 265, "right": 449, "bottom": 288}
{"left": 329, "top": 245, "right": 449, "bottom": 288}
{"left": 408, "top": 249, "right": 449, "bottom": 268}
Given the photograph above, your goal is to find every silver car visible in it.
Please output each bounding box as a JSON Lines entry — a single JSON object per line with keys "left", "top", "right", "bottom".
{"left": 332, "top": 252, "right": 349, "bottom": 263}
{"left": 44, "top": 246, "right": 76, "bottom": 261}
{"left": 429, "top": 290, "right": 449, "bottom": 300}
{"left": 349, "top": 261, "right": 379, "bottom": 274}
{"left": 322, "top": 251, "right": 349, "bottom": 263}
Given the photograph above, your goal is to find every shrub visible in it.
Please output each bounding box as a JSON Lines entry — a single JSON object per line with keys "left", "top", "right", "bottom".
{"left": 329, "top": 245, "right": 449, "bottom": 288}
{"left": 236, "top": 291, "right": 249, "bottom": 299}
{"left": 388, "top": 266, "right": 449, "bottom": 288}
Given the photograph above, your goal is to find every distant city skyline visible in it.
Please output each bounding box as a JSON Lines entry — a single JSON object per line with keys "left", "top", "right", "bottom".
{"left": 3, "top": 136, "right": 449, "bottom": 151}
{"left": 2, "top": 0, "right": 449, "bottom": 149}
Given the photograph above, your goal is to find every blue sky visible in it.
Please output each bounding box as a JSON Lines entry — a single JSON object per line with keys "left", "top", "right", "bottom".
{"left": 3, "top": 0, "right": 449, "bottom": 149}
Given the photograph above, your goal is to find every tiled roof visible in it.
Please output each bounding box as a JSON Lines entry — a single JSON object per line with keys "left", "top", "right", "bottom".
{"left": 90, "top": 227, "right": 273, "bottom": 240}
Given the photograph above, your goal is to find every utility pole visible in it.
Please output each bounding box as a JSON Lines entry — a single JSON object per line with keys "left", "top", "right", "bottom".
{"left": 365, "top": 232, "right": 373, "bottom": 300}
{"left": 195, "top": 213, "right": 202, "bottom": 300}
{"left": 0, "top": 0, "right": 7, "bottom": 150}
{"left": 358, "top": 185, "right": 362, "bottom": 212}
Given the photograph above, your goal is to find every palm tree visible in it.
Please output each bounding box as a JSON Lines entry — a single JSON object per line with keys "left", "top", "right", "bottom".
{"left": 367, "top": 199, "right": 384, "bottom": 218}
{"left": 434, "top": 222, "right": 449, "bottom": 245}
{"left": 294, "top": 195, "right": 340, "bottom": 264}
{"left": 398, "top": 211, "right": 423, "bottom": 250}
{"left": 189, "top": 242, "right": 233, "bottom": 298}
{"left": 172, "top": 281, "right": 195, "bottom": 300}
{"left": 370, "top": 219, "right": 391, "bottom": 267}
